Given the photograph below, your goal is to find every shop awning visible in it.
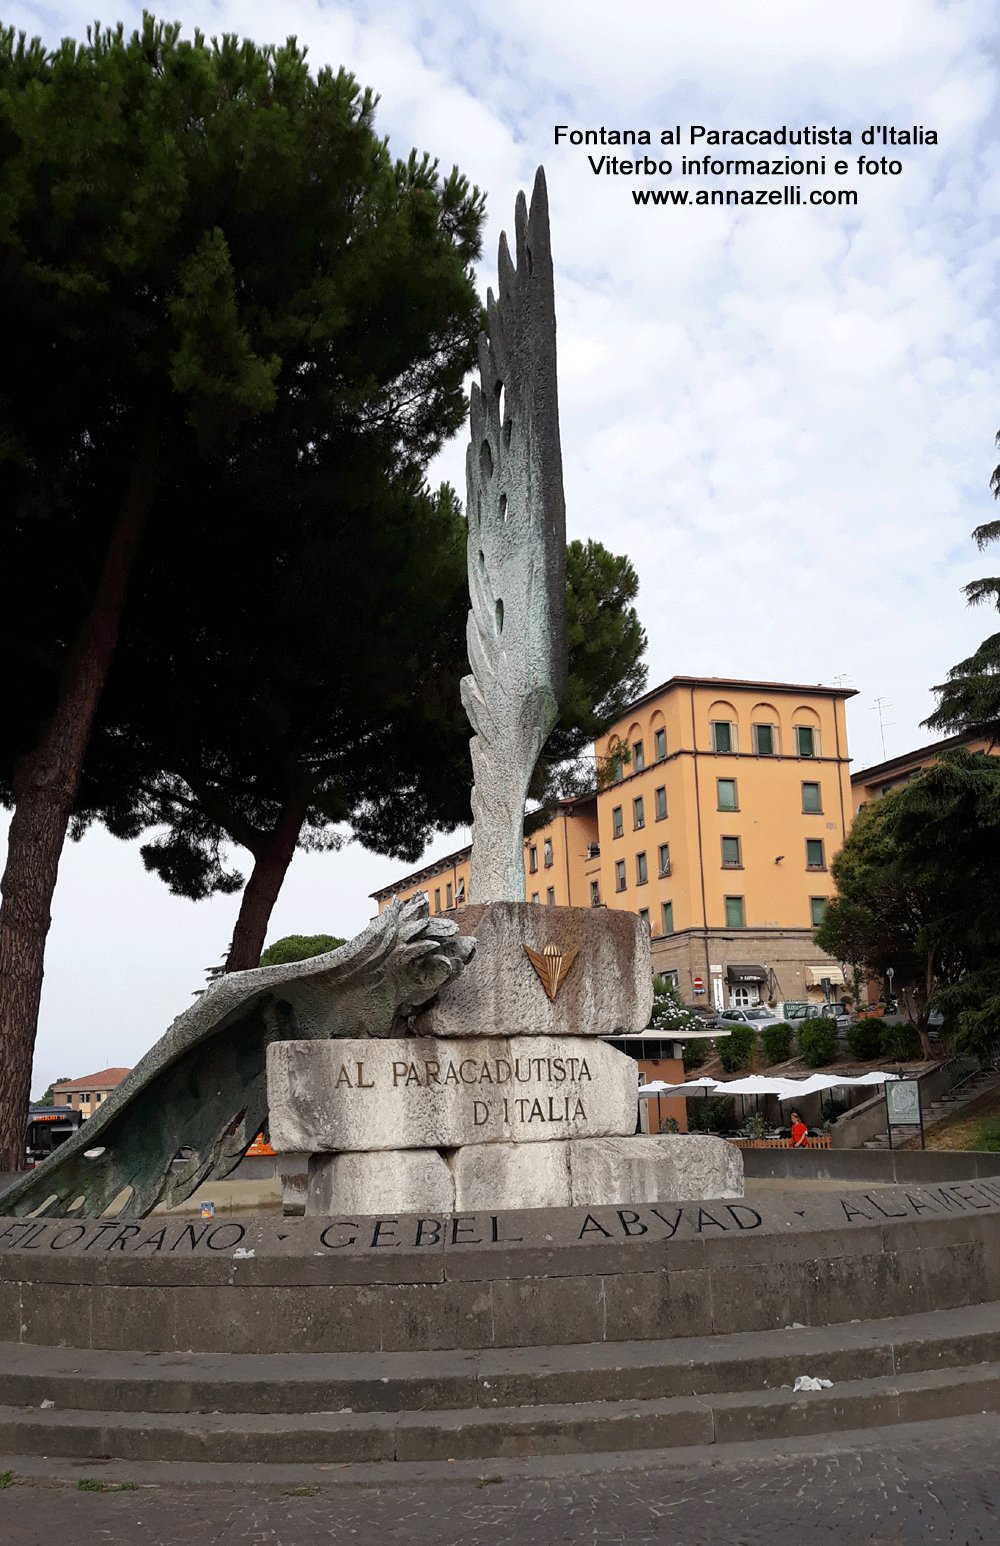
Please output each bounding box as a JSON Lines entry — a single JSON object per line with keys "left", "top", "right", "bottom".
{"left": 805, "top": 964, "right": 845, "bottom": 987}
{"left": 727, "top": 963, "right": 767, "bottom": 985}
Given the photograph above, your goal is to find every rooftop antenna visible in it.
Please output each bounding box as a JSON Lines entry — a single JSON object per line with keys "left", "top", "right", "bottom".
{"left": 833, "top": 672, "right": 854, "bottom": 690}
{"left": 871, "top": 697, "right": 894, "bottom": 760}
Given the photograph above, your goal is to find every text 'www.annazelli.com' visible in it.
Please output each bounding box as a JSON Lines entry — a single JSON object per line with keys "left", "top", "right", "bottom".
{"left": 632, "top": 187, "right": 857, "bottom": 207}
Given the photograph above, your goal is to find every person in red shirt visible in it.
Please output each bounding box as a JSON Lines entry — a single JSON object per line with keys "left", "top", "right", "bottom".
{"left": 790, "top": 1111, "right": 809, "bottom": 1147}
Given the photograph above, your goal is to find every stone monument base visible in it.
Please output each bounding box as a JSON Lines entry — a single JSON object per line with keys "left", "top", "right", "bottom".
{"left": 306, "top": 1134, "right": 742, "bottom": 1215}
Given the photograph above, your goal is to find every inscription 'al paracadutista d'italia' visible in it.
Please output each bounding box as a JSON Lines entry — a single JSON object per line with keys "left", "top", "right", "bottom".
{"left": 267, "top": 1036, "right": 638, "bottom": 1153}
{"left": 335, "top": 1055, "right": 595, "bottom": 1129}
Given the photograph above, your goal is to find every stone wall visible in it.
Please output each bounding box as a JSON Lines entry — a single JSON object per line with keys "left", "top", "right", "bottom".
{"left": 3, "top": 1176, "right": 999, "bottom": 1354}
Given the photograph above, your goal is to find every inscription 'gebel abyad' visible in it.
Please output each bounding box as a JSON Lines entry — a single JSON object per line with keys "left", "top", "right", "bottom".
{"left": 267, "top": 1035, "right": 637, "bottom": 1155}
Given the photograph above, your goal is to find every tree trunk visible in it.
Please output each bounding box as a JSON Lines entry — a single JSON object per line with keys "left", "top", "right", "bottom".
{"left": 224, "top": 794, "right": 309, "bottom": 973}
{"left": 0, "top": 413, "right": 159, "bottom": 1170}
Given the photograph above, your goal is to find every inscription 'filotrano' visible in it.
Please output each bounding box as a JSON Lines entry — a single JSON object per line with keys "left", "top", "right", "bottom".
{"left": 267, "top": 1036, "right": 637, "bottom": 1154}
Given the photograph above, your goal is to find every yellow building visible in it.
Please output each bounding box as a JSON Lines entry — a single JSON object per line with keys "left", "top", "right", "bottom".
{"left": 851, "top": 730, "right": 994, "bottom": 817}
{"left": 51, "top": 1068, "right": 131, "bottom": 1119}
{"left": 371, "top": 675, "right": 856, "bottom": 1012}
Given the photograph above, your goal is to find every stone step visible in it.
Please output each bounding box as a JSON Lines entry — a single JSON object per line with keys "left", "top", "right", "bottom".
{"left": 1, "top": 1362, "right": 999, "bottom": 1463}
{"left": 1, "top": 1303, "right": 998, "bottom": 1461}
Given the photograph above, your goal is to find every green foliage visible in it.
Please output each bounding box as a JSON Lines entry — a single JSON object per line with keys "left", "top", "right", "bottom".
{"left": 746, "top": 1111, "right": 767, "bottom": 1141}
{"left": 33, "top": 1077, "right": 72, "bottom": 1107}
{"left": 760, "top": 1023, "right": 792, "bottom": 1066}
{"left": 879, "top": 1021, "right": 923, "bottom": 1061}
{"left": 716, "top": 1025, "right": 756, "bottom": 1073}
{"left": 527, "top": 539, "right": 648, "bottom": 817}
{"left": 847, "top": 1018, "right": 884, "bottom": 1060}
{"left": 682, "top": 1040, "right": 707, "bottom": 1072}
{"left": 975, "top": 1116, "right": 1000, "bottom": 1152}
{"left": 797, "top": 1017, "right": 837, "bottom": 1068}
{"left": 259, "top": 934, "right": 346, "bottom": 967}
{"left": 926, "top": 513, "right": 1000, "bottom": 744}
{"left": 815, "top": 750, "right": 1000, "bottom": 1054}
{"left": 657, "top": 1116, "right": 680, "bottom": 1134}
{"left": 0, "top": 16, "right": 487, "bottom": 967}
{"left": 0, "top": 1471, "right": 11, "bottom": 1489}
{"left": 820, "top": 1096, "right": 850, "bottom": 1124}
{"left": 687, "top": 1095, "right": 737, "bottom": 1134}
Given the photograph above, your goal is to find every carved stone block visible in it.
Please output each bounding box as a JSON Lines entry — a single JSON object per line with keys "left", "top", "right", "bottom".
{"left": 304, "top": 1134, "right": 743, "bottom": 1216}
{"left": 308, "top": 1148, "right": 455, "bottom": 1217}
{"left": 453, "top": 1135, "right": 742, "bottom": 1212}
{"left": 413, "top": 903, "right": 653, "bottom": 1039}
{"left": 267, "top": 1035, "right": 637, "bottom": 1154}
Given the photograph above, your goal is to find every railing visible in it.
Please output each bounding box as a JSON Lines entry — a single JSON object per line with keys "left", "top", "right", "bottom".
{"left": 586, "top": 844, "right": 601, "bottom": 859}
{"left": 729, "top": 1136, "right": 832, "bottom": 1149}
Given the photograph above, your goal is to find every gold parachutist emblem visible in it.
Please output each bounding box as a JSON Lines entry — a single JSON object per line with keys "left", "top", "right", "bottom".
{"left": 523, "top": 940, "right": 579, "bottom": 1001}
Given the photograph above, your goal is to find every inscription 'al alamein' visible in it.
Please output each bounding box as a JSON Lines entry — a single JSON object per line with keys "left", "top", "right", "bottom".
{"left": 266, "top": 1035, "right": 637, "bottom": 1154}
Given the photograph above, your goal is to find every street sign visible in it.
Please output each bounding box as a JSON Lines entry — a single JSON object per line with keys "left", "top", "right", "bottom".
{"left": 886, "top": 1077, "right": 924, "bottom": 1149}
{"left": 693, "top": 976, "right": 704, "bottom": 992}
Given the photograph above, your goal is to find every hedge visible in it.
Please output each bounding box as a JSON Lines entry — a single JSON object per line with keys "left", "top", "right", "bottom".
{"left": 797, "top": 1017, "right": 838, "bottom": 1068}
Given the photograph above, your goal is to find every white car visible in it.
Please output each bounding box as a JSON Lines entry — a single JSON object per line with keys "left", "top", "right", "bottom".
{"left": 719, "top": 1008, "right": 780, "bottom": 1027}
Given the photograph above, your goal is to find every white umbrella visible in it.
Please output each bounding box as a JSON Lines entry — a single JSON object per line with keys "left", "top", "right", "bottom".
{"left": 638, "top": 1077, "right": 721, "bottom": 1098}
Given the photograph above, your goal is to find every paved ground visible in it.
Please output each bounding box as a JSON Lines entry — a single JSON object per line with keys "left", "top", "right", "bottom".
{"left": 3, "top": 1413, "right": 999, "bottom": 1545}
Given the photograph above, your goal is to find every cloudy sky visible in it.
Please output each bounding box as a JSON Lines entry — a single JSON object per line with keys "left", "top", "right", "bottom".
{"left": 4, "top": 0, "right": 999, "bottom": 1094}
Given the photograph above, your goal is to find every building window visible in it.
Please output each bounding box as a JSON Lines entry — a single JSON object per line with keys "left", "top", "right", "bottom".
{"left": 725, "top": 896, "right": 746, "bottom": 929}
{"left": 638, "top": 907, "right": 651, "bottom": 932}
{"left": 633, "top": 740, "right": 644, "bottom": 771}
{"left": 434, "top": 888, "right": 441, "bottom": 913}
{"left": 612, "top": 806, "right": 624, "bottom": 838}
{"left": 806, "top": 839, "right": 825, "bottom": 870}
{"left": 546, "top": 886, "right": 555, "bottom": 905}
{"left": 529, "top": 845, "right": 538, "bottom": 872}
{"left": 712, "top": 720, "right": 734, "bottom": 754}
{"left": 543, "top": 838, "right": 553, "bottom": 867}
{"left": 721, "top": 836, "right": 742, "bottom": 868}
{"left": 615, "top": 859, "right": 627, "bottom": 892}
{"left": 654, "top": 786, "right": 667, "bottom": 821}
{"left": 717, "top": 778, "right": 738, "bottom": 811}
{"left": 590, "top": 880, "right": 601, "bottom": 906}
{"left": 654, "top": 728, "right": 666, "bottom": 761}
{"left": 531, "top": 891, "right": 540, "bottom": 903}
{"left": 636, "top": 851, "right": 648, "bottom": 885}
{"left": 456, "top": 878, "right": 465, "bottom": 903}
{"left": 802, "top": 781, "right": 822, "bottom": 814}
{"left": 446, "top": 883, "right": 453, "bottom": 908}
{"left": 796, "top": 725, "right": 816, "bottom": 758}
{"left": 810, "top": 896, "right": 828, "bottom": 926}
{"left": 661, "top": 901, "right": 674, "bottom": 935}
{"left": 633, "top": 796, "right": 645, "bottom": 830}
{"left": 658, "top": 842, "right": 670, "bottom": 876}
{"left": 753, "top": 723, "right": 776, "bottom": 757}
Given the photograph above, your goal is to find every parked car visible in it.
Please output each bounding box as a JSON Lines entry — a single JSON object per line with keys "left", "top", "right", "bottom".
{"left": 783, "top": 1000, "right": 851, "bottom": 1032}
{"left": 691, "top": 1007, "right": 722, "bottom": 1030}
{"left": 719, "top": 1007, "right": 780, "bottom": 1027}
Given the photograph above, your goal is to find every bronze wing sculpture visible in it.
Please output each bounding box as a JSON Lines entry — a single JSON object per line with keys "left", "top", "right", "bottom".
{"left": 2, "top": 896, "right": 474, "bottom": 1219}
{"left": 463, "top": 167, "right": 568, "bottom": 903}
